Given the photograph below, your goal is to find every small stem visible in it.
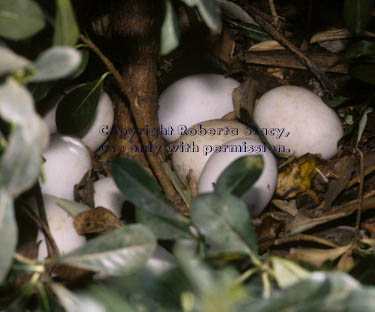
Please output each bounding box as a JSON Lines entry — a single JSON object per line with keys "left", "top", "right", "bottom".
{"left": 233, "top": 268, "right": 258, "bottom": 285}
{"left": 268, "top": 0, "right": 278, "bottom": 25}
{"left": 261, "top": 272, "right": 271, "bottom": 299}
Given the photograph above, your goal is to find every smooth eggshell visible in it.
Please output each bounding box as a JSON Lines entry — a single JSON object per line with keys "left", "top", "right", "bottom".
{"left": 93, "top": 177, "right": 125, "bottom": 218}
{"left": 198, "top": 138, "right": 278, "bottom": 217}
{"left": 172, "top": 119, "right": 259, "bottom": 181}
{"left": 253, "top": 86, "right": 343, "bottom": 159}
{"left": 158, "top": 74, "right": 239, "bottom": 142}
{"left": 41, "top": 135, "right": 91, "bottom": 200}
{"left": 37, "top": 194, "right": 86, "bottom": 260}
{"left": 43, "top": 90, "right": 114, "bottom": 151}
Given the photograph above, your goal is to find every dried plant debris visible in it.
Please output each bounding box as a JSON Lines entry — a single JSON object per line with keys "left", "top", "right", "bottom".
{"left": 73, "top": 207, "right": 123, "bottom": 235}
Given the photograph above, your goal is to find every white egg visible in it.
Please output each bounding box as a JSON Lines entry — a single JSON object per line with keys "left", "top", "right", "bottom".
{"left": 43, "top": 90, "right": 114, "bottom": 151}
{"left": 198, "top": 138, "right": 278, "bottom": 217}
{"left": 172, "top": 119, "right": 259, "bottom": 181}
{"left": 37, "top": 194, "right": 86, "bottom": 260}
{"left": 158, "top": 74, "right": 240, "bottom": 142}
{"left": 93, "top": 177, "right": 125, "bottom": 218}
{"left": 41, "top": 135, "right": 91, "bottom": 200}
{"left": 253, "top": 86, "right": 343, "bottom": 160}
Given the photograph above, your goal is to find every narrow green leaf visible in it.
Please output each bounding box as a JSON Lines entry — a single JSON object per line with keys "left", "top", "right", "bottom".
{"left": 182, "top": 0, "right": 222, "bottom": 31}
{"left": 111, "top": 157, "right": 191, "bottom": 240}
{"left": 190, "top": 193, "right": 257, "bottom": 256}
{"left": 55, "top": 225, "right": 156, "bottom": 275}
{"left": 0, "top": 0, "right": 45, "bottom": 40}
{"left": 350, "top": 63, "right": 375, "bottom": 84}
{"left": 0, "top": 188, "right": 17, "bottom": 282}
{"left": 55, "top": 78, "right": 102, "bottom": 135}
{"left": 54, "top": 0, "right": 80, "bottom": 46}
{"left": 30, "top": 46, "right": 81, "bottom": 82}
{"left": 160, "top": 0, "right": 180, "bottom": 55}
{"left": 214, "top": 155, "right": 263, "bottom": 197}
{"left": 344, "top": 0, "right": 374, "bottom": 35}
{"left": 0, "top": 47, "right": 31, "bottom": 76}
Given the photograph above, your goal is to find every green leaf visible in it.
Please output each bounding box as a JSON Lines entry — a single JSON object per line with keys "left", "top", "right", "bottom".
{"left": 0, "top": 0, "right": 45, "bottom": 40}
{"left": 214, "top": 155, "right": 263, "bottom": 198}
{"left": 55, "top": 78, "right": 102, "bottom": 135}
{"left": 0, "top": 188, "right": 17, "bottom": 282}
{"left": 87, "top": 285, "right": 137, "bottom": 312}
{"left": 111, "top": 157, "right": 191, "bottom": 240}
{"left": 0, "top": 78, "right": 49, "bottom": 195}
{"left": 181, "top": 0, "right": 222, "bottom": 32}
{"left": 350, "top": 63, "right": 375, "bottom": 84}
{"left": 0, "top": 47, "right": 31, "bottom": 76}
{"left": 0, "top": 77, "right": 34, "bottom": 124}
{"left": 30, "top": 46, "right": 81, "bottom": 82}
{"left": 136, "top": 208, "right": 193, "bottom": 240}
{"left": 51, "top": 283, "right": 108, "bottom": 312}
{"left": 322, "top": 95, "right": 350, "bottom": 108}
{"left": 56, "top": 198, "right": 90, "bottom": 217}
{"left": 242, "top": 272, "right": 372, "bottom": 312}
{"left": 190, "top": 193, "right": 257, "bottom": 256}
{"left": 160, "top": 0, "right": 180, "bottom": 55}
{"left": 69, "top": 48, "right": 90, "bottom": 79}
{"left": 54, "top": 0, "right": 80, "bottom": 46}
{"left": 55, "top": 225, "right": 156, "bottom": 275}
{"left": 344, "top": 0, "right": 374, "bottom": 35}
{"left": 217, "top": 0, "right": 257, "bottom": 25}
{"left": 270, "top": 257, "right": 309, "bottom": 289}
{"left": 340, "top": 40, "right": 375, "bottom": 64}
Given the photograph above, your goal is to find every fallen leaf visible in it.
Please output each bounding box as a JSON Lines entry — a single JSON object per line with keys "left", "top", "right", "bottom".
{"left": 288, "top": 244, "right": 351, "bottom": 267}
{"left": 73, "top": 207, "right": 123, "bottom": 235}
{"left": 276, "top": 154, "right": 322, "bottom": 199}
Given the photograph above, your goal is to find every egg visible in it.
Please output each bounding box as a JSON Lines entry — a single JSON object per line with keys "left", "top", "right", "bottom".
{"left": 37, "top": 194, "right": 86, "bottom": 260}
{"left": 198, "top": 138, "right": 278, "bottom": 217}
{"left": 41, "top": 135, "right": 91, "bottom": 200}
{"left": 158, "top": 74, "right": 240, "bottom": 142}
{"left": 253, "top": 86, "right": 343, "bottom": 160}
{"left": 43, "top": 90, "right": 114, "bottom": 151}
{"left": 93, "top": 177, "right": 125, "bottom": 218}
{"left": 171, "top": 119, "right": 259, "bottom": 182}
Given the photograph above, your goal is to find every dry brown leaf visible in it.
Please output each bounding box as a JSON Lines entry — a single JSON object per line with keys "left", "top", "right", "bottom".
{"left": 288, "top": 244, "right": 351, "bottom": 267}
{"left": 337, "top": 250, "right": 355, "bottom": 271}
{"left": 276, "top": 154, "right": 322, "bottom": 199}
{"left": 323, "top": 155, "right": 354, "bottom": 211}
{"left": 232, "top": 78, "right": 258, "bottom": 119}
{"left": 73, "top": 206, "right": 123, "bottom": 235}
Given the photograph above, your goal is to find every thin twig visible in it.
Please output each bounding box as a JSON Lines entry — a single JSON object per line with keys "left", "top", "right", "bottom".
{"left": 268, "top": 0, "right": 279, "bottom": 26}
{"left": 354, "top": 149, "right": 365, "bottom": 242}
{"left": 242, "top": 4, "right": 337, "bottom": 96}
